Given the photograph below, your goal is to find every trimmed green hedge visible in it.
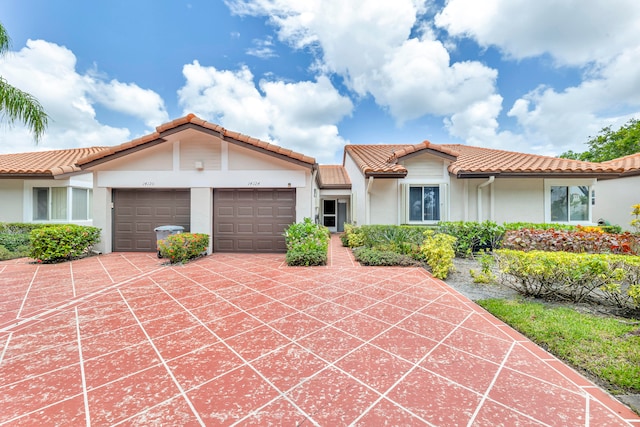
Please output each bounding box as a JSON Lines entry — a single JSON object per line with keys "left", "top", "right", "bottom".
{"left": 30, "top": 224, "right": 101, "bottom": 263}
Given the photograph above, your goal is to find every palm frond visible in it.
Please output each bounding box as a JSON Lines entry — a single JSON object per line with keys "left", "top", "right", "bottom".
{"left": 0, "top": 77, "right": 49, "bottom": 142}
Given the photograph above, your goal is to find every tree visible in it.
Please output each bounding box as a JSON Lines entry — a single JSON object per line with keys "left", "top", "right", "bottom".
{"left": 0, "top": 22, "right": 48, "bottom": 142}
{"left": 560, "top": 118, "right": 640, "bottom": 162}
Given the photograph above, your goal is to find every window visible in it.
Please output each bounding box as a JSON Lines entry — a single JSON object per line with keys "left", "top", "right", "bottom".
{"left": 33, "top": 187, "right": 67, "bottom": 220}
{"left": 32, "top": 187, "right": 92, "bottom": 221}
{"left": 409, "top": 185, "right": 440, "bottom": 222}
{"left": 72, "top": 188, "right": 92, "bottom": 220}
{"left": 550, "top": 185, "right": 589, "bottom": 222}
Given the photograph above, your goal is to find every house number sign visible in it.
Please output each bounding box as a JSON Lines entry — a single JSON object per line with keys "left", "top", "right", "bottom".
{"left": 248, "top": 181, "right": 261, "bottom": 186}
{"left": 142, "top": 181, "right": 155, "bottom": 187}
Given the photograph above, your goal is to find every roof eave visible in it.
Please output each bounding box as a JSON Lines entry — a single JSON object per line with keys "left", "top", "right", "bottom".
{"left": 455, "top": 171, "right": 619, "bottom": 179}
{"left": 364, "top": 171, "right": 408, "bottom": 179}
{"left": 78, "top": 137, "right": 166, "bottom": 169}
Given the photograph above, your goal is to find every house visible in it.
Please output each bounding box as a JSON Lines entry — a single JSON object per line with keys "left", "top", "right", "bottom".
{"left": 0, "top": 147, "right": 106, "bottom": 225}
{"left": 343, "top": 142, "right": 622, "bottom": 228}
{"left": 75, "top": 114, "right": 317, "bottom": 254}
{"left": 1, "top": 114, "right": 637, "bottom": 254}
{"left": 594, "top": 152, "right": 640, "bottom": 230}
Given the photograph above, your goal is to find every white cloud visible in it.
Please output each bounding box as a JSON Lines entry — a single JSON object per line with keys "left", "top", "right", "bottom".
{"left": 506, "top": 45, "right": 640, "bottom": 155}
{"left": 226, "top": 0, "right": 500, "bottom": 129}
{"left": 435, "top": 0, "right": 640, "bottom": 67}
{"left": 0, "top": 39, "right": 167, "bottom": 153}
{"left": 177, "top": 61, "right": 353, "bottom": 163}
{"left": 246, "top": 37, "right": 278, "bottom": 59}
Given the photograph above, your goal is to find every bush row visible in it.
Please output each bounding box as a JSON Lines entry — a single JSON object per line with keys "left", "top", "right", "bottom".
{"left": 284, "top": 218, "right": 330, "bottom": 266}
{"left": 342, "top": 224, "right": 457, "bottom": 278}
{"left": 495, "top": 249, "right": 640, "bottom": 309}
{"left": 158, "top": 233, "right": 209, "bottom": 264}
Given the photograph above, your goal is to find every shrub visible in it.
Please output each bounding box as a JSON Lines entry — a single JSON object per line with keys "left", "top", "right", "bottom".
{"left": 502, "top": 228, "right": 639, "bottom": 255}
{"left": 632, "top": 204, "right": 640, "bottom": 233}
{"left": 284, "top": 218, "right": 329, "bottom": 266}
{"left": 30, "top": 225, "right": 101, "bottom": 263}
{"left": 420, "top": 230, "right": 456, "bottom": 279}
{"left": 342, "top": 223, "right": 365, "bottom": 248}
{"left": 470, "top": 250, "right": 497, "bottom": 284}
{"left": 158, "top": 233, "right": 209, "bottom": 263}
{"left": 353, "top": 247, "right": 420, "bottom": 266}
{"left": 0, "top": 233, "right": 31, "bottom": 251}
{"left": 0, "top": 245, "right": 12, "bottom": 261}
{"left": 495, "top": 249, "right": 640, "bottom": 308}
{"left": 436, "top": 221, "right": 504, "bottom": 257}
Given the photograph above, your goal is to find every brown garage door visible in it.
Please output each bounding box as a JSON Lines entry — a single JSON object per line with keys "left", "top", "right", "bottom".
{"left": 113, "top": 189, "right": 190, "bottom": 252}
{"left": 213, "top": 188, "right": 295, "bottom": 253}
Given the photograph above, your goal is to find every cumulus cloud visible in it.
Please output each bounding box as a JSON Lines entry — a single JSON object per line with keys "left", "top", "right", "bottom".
{"left": 436, "top": 0, "right": 640, "bottom": 66}
{"left": 226, "top": 0, "right": 500, "bottom": 129}
{"left": 0, "top": 39, "right": 168, "bottom": 153}
{"left": 507, "top": 46, "right": 640, "bottom": 155}
{"left": 177, "top": 60, "right": 353, "bottom": 163}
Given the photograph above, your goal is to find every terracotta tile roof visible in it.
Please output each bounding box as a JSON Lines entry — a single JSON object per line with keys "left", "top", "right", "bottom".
{"left": 77, "top": 114, "right": 316, "bottom": 167}
{"left": 442, "top": 144, "right": 621, "bottom": 176}
{"left": 317, "top": 165, "right": 351, "bottom": 189}
{"left": 344, "top": 145, "right": 409, "bottom": 177}
{"left": 602, "top": 152, "right": 640, "bottom": 176}
{"left": 345, "top": 143, "right": 623, "bottom": 178}
{"left": 0, "top": 147, "right": 108, "bottom": 178}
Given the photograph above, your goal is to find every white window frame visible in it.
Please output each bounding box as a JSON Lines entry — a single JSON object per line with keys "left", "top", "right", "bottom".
{"left": 402, "top": 183, "right": 448, "bottom": 224}
{"left": 27, "top": 185, "right": 93, "bottom": 223}
{"left": 544, "top": 179, "right": 595, "bottom": 224}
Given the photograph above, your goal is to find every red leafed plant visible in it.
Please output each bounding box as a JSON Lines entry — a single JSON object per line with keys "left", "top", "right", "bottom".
{"left": 502, "top": 228, "right": 639, "bottom": 255}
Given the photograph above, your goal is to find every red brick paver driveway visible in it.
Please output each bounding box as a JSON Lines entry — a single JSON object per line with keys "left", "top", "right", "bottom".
{"left": 1, "top": 236, "right": 639, "bottom": 426}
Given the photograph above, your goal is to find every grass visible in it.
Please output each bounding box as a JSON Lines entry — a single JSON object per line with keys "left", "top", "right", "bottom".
{"left": 477, "top": 298, "right": 640, "bottom": 394}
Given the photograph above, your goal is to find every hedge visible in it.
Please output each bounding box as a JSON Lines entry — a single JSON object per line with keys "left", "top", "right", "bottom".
{"left": 495, "top": 249, "right": 640, "bottom": 309}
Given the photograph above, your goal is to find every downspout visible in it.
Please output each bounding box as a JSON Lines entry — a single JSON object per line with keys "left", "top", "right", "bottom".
{"left": 311, "top": 167, "right": 318, "bottom": 224}
{"left": 366, "top": 176, "right": 374, "bottom": 225}
{"left": 477, "top": 176, "right": 495, "bottom": 221}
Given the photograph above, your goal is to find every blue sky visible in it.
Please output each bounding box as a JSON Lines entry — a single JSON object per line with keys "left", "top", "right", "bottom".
{"left": 1, "top": 0, "right": 639, "bottom": 163}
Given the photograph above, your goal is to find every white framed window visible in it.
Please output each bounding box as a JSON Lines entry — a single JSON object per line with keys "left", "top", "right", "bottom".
{"left": 32, "top": 187, "right": 93, "bottom": 221}
{"left": 404, "top": 184, "right": 448, "bottom": 223}
{"left": 545, "top": 179, "right": 594, "bottom": 223}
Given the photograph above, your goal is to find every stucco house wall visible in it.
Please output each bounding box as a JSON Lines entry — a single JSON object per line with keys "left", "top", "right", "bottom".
{"left": 594, "top": 176, "right": 640, "bottom": 231}
{"left": 0, "top": 180, "right": 24, "bottom": 222}
{"left": 344, "top": 153, "right": 366, "bottom": 226}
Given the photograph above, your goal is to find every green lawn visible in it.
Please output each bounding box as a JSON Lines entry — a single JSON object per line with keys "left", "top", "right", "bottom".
{"left": 477, "top": 298, "right": 640, "bottom": 394}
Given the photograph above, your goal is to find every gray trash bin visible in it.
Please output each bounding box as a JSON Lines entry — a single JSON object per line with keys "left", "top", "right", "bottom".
{"left": 154, "top": 225, "right": 184, "bottom": 258}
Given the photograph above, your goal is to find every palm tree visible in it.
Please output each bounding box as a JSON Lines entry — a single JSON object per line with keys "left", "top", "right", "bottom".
{"left": 0, "top": 22, "right": 48, "bottom": 142}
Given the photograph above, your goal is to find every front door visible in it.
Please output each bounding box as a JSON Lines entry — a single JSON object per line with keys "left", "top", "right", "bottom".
{"left": 322, "top": 199, "right": 337, "bottom": 232}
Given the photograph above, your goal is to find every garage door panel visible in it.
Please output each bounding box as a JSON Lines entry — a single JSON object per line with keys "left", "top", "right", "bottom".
{"left": 213, "top": 188, "right": 295, "bottom": 253}
{"left": 237, "top": 207, "right": 254, "bottom": 216}
{"left": 237, "top": 223, "right": 254, "bottom": 233}
{"left": 113, "top": 189, "right": 190, "bottom": 252}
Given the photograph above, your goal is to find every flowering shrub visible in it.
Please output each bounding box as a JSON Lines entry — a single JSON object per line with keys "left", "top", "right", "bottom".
{"left": 502, "top": 228, "right": 639, "bottom": 255}
{"left": 420, "top": 230, "right": 457, "bottom": 279}
{"left": 30, "top": 225, "right": 101, "bottom": 263}
{"left": 495, "top": 249, "right": 640, "bottom": 309}
{"left": 158, "top": 233, "right": 209, "bottom": 263}
{"left": 284, "top": 218, "right": 330, "bottom": 266}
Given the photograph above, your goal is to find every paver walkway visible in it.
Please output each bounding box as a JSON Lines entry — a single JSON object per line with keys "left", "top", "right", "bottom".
{"left": 0, "top": 236, "right": 639, "bottom": 426}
